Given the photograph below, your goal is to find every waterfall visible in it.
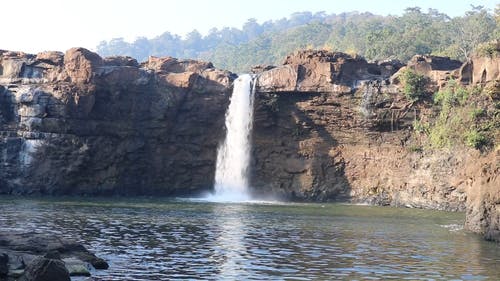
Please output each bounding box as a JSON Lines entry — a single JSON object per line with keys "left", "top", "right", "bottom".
{"left": 211, "top": 74, "right": 255, "bottom": 201}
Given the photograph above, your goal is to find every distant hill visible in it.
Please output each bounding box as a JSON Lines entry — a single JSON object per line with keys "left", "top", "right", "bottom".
{"left": 96, "top": 6, "right": 499, "bottom": 73}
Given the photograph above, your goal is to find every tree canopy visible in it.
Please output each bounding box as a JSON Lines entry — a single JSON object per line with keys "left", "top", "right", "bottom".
{"left": 96, "top": 6, "right": 499, "bottom": 73}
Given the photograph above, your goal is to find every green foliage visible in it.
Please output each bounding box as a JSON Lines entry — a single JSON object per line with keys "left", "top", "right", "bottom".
{"left": 401, "top": 70, "right": 427, "bottom": 101}
{"left": 469, "top": 108, "right": 485, "bottom": 119}
{"left": 96, "top": 6, "right": 497, "bottom": 72}
{"left": 415, "top": 81, "right": 496, "bottom": 150}
{"left": 407, "top": 144, "right": 423, "bottom": 153}
{"left": 433, "top": 80, "right": 469, "bottom": 107}
{"left": 465, "top": 130, "right": 487, "bottom": 148}
{"left": 476, "top": 42, "right": 500, "bottom": 58}
{"left": 451, "top": 6, "right": 497, "bottom": 60}
{"left": 413, "top": 119, "right": 430, "bottom": 134}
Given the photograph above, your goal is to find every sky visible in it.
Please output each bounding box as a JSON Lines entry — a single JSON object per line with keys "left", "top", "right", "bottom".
{"left": 1, "top": 0, "right": 497, "bottom": 54}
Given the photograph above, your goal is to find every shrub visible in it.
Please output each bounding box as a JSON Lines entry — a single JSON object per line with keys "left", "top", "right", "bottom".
{"left": 465, "top": 130, "right": 487, "bottom": 149}
{"left": 434, "top": 80, "right": 469, "bottom": 107}
{"left": 413, "top": 119, "right": 429, "bottom": 134}
{"left": 469, "top": 108, "right": 485, "bottom": 119}
{"left": 401, "top": 69, "right": 427, "bottom": 102}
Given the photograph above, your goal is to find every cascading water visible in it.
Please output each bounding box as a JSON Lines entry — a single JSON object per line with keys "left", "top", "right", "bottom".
{"left": 210, "top": 74, "right": 256, "bottom": 201}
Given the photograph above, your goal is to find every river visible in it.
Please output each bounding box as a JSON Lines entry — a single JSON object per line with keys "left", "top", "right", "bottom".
{"left": 0, "top": 196, "right": 498, "bottom": 280}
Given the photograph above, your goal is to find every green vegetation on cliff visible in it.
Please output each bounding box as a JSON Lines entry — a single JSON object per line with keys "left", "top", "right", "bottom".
{"left": 401, "top": 69, "right": 428, "bottom": 102}
{"left": 97, "top": 5, "right": 499, "bottom": 72}
{"left": 414, "top": 81, "right": 499, "bottom": 150}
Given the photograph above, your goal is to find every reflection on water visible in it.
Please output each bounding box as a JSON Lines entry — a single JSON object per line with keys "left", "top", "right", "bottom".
{"left": 0, "top": 196, "right": 499, "bottom": 280}
{"left": 214, "top": 204, "right": 248, "bottom": 279}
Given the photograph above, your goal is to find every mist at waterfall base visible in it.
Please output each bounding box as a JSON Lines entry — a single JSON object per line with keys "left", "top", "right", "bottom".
{"left": 205, "top": 74, "right": 255, "bottom": 202}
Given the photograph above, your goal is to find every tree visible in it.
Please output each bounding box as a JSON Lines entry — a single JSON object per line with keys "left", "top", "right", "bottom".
{"left": 451, "top": 6, "right": 496, "bottom": 60}
{"left": 95, "top": 7, "right": 498, "bottom": 72}
{"left": 494, "top": 4, "right": 500, "bottom": 38}
{"left": 242, "top": 18, "right": 263, "bottom": 40}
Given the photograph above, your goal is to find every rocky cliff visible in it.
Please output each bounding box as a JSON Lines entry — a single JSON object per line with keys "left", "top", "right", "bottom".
{"left": 0, "top": 48, "right": 232, "bottom": 195}
{"left": 252, "top": 49, "right": 498, "bottom": 241}
{"left": 0, "top": 48, "right": 498, "bottom": 242}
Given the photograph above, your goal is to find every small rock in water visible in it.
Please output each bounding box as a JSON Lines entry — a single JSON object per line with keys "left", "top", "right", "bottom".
{"left": 90, "top": 257, "right": 109, "bottom": 270}
{"left": 0, "top": 253, "right": 8, "bottom": 277}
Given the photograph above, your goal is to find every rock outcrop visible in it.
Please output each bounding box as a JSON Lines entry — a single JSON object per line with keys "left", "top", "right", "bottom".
{"left": 393, "top": 54, "right": 462, "bottom": 90}
{"left": 253, "top": 50, "right": 498, "bottom": 241}
{"left": 464, "top": 150, "right": 500, "bottom": 242}
{"left": 0, "top": 231, "right": 108, "bottom": 280}
{"left": 0, "top": 48, "right": 232, "bottom": 195}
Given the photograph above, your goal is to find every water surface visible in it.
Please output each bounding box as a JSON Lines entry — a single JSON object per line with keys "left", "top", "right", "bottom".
{"left": 0, "top": 196, "right": 498, "bottom": 280}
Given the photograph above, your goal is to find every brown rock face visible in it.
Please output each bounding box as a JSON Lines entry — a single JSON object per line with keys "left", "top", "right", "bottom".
{"left": 393, "top": 55, "right": 463, "bottom": 90}
{"left": 460, "top": 42, "right": 500, "bottom": 85}
{"left": 251, "top": 50, "right": 498, "bottom": 242}
{"left": 63, "top": 47, "right": 103, "bottom": 83}
{"left": 464, "top": 150, "right": 500, "bottom": 242}
{"left": 0, "top": 48, "right": 232, "bottom": 196}
{"left": 257, "top": 50, "right": 398, "bottom": 94}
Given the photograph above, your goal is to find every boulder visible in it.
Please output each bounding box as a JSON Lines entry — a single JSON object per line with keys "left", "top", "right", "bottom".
{"left": 63, "top": 257, "right": 91, "bottom": 276}
{"left": 63, "top": 47, "right": 103, "bottom": 83}
{"left": 1, "top": 58, "right": 25, "bottom": 78}
{"left": 20, "top": 257, "right": 70, "bottom": 281}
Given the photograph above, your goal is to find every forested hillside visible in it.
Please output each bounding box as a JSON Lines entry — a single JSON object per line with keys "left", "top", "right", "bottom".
{"left": 97, "top": 5, "right": 499, "bottom": 72}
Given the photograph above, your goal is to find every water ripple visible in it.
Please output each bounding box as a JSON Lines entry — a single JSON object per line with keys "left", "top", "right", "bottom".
{"left": 0, "top": 197, "right": 499, "bottom": 280}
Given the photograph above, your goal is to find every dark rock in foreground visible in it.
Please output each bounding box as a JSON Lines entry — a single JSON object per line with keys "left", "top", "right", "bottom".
{"left": 0, "top": 231, "right": 108, "bottom": 280}
{"left": 20, "top": 257, "right": 70, "bottom": 281}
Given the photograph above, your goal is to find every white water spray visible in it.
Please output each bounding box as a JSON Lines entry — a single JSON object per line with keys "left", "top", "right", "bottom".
{"left": 211, "top": 74, "right": 256, "bottom": 201}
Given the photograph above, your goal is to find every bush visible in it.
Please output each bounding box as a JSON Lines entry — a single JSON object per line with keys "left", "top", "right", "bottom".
{"left": 469, "top": 108, "right": 485, "bottom": 119}
{"left": 465, "top": 130, "right": 487, "bottom": 148}
{"left": 401, "top": 69, "right": 428, "bottom": 102}
{"left": 424, "top": 81, "right": 493, "bottom": 150}
{"left": 433, "top": 80, "right": 469, "bottom": 107}
{"left": 413, "top": 119, "right": 429, "bottom": 134}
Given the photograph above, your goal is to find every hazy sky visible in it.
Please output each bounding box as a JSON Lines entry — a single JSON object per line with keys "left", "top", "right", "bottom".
{"left": 1, "top": 0, "right": 497, "bottom": 54}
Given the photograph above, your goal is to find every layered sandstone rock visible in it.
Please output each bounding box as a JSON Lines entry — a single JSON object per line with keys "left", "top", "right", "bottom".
{"left": 0, "top": 48, "right": 232, "bottom": 195}
{"left": 257, "top": 50, "right": 400, "bottom": 93}
{"left": 252, "top": 50, "right": 498, "bottom": 241}
{"left": 464, "top": 150, "right": 500, "bottom": 242}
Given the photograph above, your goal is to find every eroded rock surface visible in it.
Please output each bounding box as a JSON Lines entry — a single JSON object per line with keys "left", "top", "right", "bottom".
{"left": 464, "top": 150, "right": 500, "bottom": 242}
{"left": 0, "top": 48, "right": 232, "bottom": 196}
{"left": 252, "top": 50, "right": 498, "bottom": 241}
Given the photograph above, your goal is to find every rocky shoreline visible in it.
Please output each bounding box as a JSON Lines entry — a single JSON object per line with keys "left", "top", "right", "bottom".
{"left": 0, "top": 231, "right": 108, "bottom": 280}
{"left": 0, "top": 46, "right": 499, "bottom": 243}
